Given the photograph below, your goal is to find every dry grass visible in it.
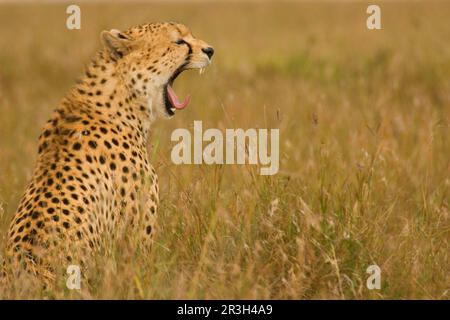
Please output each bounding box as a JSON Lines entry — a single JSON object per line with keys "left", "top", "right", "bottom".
{"left": 0, "top": 1, "right": 449, "bottom": 299}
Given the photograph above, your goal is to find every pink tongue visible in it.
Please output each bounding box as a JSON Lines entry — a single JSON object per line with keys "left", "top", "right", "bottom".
{"left": 167, "top": 84, "right": 190, "bottom": 110}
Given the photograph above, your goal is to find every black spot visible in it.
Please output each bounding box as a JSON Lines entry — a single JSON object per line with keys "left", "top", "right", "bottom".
{"left": 73, "top": 142, "right": 82, "bottom": 150}
{"left": 31, "top": 212, "right": 41, "bottom": 219}
{"left": 88, "top": 140, "right": 97, "bottom": 149}
{"left": 66, "top": 115, "right": 82, "bottom": 123}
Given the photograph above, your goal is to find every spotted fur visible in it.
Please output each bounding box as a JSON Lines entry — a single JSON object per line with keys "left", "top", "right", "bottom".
{"left": 4, "top": 22, "right": 213, "bottom": 280}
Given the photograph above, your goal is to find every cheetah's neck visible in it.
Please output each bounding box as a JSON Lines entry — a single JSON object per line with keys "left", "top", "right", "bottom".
{"left": 63, "top": 50, "right": 154, "bottom": 140}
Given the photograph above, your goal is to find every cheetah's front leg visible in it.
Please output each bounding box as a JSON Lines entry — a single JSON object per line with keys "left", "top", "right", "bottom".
{"left": 133, "top": 171, "right": 159, "bottom": 252}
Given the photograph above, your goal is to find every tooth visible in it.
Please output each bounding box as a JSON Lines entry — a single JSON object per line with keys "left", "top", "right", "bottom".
{"left": 170, "top": 108, "right": 175, "bottom": 112}
{"left": 199, "top": 68, "right": 204, "bottom": 75}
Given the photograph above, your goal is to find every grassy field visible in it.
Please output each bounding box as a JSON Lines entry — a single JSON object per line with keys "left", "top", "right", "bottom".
{"left": 0, "top": 1, "right": 449, "bottom": 299}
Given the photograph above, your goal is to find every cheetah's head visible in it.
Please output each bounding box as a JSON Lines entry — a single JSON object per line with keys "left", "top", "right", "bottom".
{"left": 101, "top": 22, "right": 213, "bottom": 118}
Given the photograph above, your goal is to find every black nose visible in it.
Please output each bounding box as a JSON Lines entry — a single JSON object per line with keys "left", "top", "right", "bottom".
{"left": 202, "top": 47, "right": 214, "bottom": 59}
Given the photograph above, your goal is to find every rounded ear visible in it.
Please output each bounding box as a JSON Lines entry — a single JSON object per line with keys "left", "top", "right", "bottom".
{"left": 100, "top": 29, "right": 133, "bottom": 59}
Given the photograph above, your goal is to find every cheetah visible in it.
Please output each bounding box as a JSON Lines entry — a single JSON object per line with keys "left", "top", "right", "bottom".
{"left": 3, "top": 22, "right": 213, "bottom": 280}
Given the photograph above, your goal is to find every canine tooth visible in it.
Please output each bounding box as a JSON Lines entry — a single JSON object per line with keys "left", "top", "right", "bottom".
{"left": 170, "top": 108, "right": 175, "bottom": 112}
{"left": 199, "top": 68, "right": 205, "bottom": 75}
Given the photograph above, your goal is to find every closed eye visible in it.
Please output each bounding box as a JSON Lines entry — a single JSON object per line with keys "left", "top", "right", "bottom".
{"left": 174, "top": 39, "right": 192, "bottom": 55}
{"left": 175, "top": 39, "right": 187, "bottom": 45}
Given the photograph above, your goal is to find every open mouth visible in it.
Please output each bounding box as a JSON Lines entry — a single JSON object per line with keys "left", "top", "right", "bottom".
{"left": 164, "top": 64, "right": 206, "bottom": 116}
